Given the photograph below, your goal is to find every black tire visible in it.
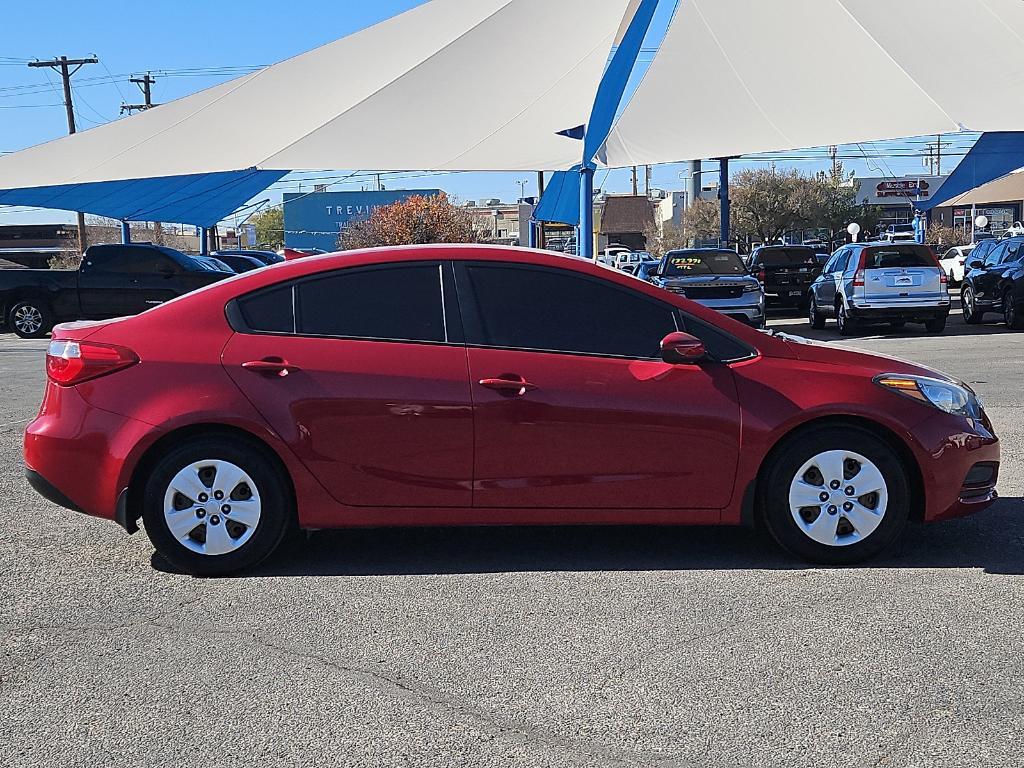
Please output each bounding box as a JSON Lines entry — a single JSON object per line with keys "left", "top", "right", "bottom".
{"left": 1003, "top": 290, "right": 1024, "bottom": 330}
{"left": 962, "top": 286, "right": 984, "bottom": 324}
{"left": 836, "top": 300, "right": 858, "bottom": 336}
{"left": 8, "top": 299, "right": 54, "bottom": 339}
{"left": 141, "top": 436, "right": 295, "bottom": 577}
{"left": 889, "top": 320, "right": 906, "bottom": 331}
{"left": 759, "top": 426, "right": 911, "bottom": 565}
{"left": 808, "top": 295, "right": 826, "bottom": 330}
{"left": 924, "top": 315, "right": 947, "bottom": 334}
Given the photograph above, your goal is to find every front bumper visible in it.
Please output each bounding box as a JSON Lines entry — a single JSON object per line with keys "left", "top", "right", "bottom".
{"left": 914, "top": 409, "right": 1000, "bottom": 522}
{"left": 693, "top": 296, "right": 766, "bottom": 327}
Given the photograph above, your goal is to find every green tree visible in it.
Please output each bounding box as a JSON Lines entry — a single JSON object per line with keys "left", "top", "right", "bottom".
{"left": 252, "top": 207, "right": 285, "bottom": 251}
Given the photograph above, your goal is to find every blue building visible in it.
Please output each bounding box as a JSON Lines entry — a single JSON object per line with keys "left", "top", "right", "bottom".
{"left": 283, "top": 189, "right": 442, "bottom": 252}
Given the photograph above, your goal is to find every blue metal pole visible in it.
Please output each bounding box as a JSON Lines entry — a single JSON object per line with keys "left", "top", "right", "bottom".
{"left": 199, "top": 227, "right": 209, "bottom": 255}
{"left": 579, "top": 165, "right": 595, "bottom": 260}
{"left": 528, "top": 219, "right": 538, "bottom": 249}
{"left": 120, "top": 221, "right": 131, "bottom": 244}
{"left": 719, "top": 157, "right": 730, "bottom": 248}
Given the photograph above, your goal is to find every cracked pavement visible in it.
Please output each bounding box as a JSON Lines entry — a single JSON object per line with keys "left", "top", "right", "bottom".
{"left": 1, "top": 312, "right": 1022, "bottom": 768}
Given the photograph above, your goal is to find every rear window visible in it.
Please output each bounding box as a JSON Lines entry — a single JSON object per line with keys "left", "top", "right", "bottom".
{"left": 663, "top": 250, "right": 746, "bottom": 276}
{"left": 757, "top": 248, "right": 817, "bottom": 266}
{"left": 863, "top": 246, "right": 936, "bottom": 269}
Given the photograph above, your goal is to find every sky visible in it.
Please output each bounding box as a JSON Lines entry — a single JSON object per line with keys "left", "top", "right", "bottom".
{"left": 0, "top": 0, "right": 980, "bottom": 228}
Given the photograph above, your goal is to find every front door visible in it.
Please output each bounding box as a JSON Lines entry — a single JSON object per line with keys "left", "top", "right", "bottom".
{"left": 222, "top": 262, "right": 474, "bottom": 508}
{"left": 455, "top": 262, "right": 741, "bottom": 512}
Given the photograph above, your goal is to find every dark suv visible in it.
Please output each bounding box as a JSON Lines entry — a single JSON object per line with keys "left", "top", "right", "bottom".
{"left": 961, "top": 236, "right": 1024, "bottom": 329}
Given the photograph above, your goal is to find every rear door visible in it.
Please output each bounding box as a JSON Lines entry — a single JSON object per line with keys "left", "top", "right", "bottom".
{"left": 222, "top": 261, "right": 474, "bottom": 509}
{"left": 812, "top": 249, "right": 846, "bottom": 312}
{"left": 859, "top": 244, "right": 943, "bottom": 306}
{"left": 973, "top": 241, "right": 1008, "bottom": 303}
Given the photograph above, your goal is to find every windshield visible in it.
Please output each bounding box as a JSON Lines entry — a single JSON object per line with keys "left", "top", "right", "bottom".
{"left": 863, "top": 245, "right": 936, "bottom": 269}
{"left": 663, "top": 250, "right": 747, "bottom": 276}
{"left": 757, "top": 248, "right": 817, "bottom": 266}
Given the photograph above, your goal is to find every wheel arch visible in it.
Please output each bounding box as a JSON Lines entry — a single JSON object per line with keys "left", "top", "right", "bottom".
{"left": 744, "top": 415, "right": 926, "bottom": 527}
{"left": 123, "top": 423, "right": 298, "bottom": 533}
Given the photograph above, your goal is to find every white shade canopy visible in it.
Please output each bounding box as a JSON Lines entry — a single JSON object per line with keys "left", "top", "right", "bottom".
{"left": 0, "top": 0, "right": 634, "bottom": 189}
{"left": 601, "top": 0, "right": 1024, "bottom": 167}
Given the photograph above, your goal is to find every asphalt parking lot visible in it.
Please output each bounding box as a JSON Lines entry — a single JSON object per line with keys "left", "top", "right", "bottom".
{"left": 1, "top": 308, "right": 1022, "bottom": 768}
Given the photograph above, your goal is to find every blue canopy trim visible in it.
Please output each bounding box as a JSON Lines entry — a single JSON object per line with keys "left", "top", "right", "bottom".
{"left": 533, "top": 166, "right": 582, "bottom": 226}
{"left": 0, "top": 169, "right": 288, "bottom": 227}
{"left": 584, "top": 0, "right": 661, "bottom": 165}
{"left": 918, "top": 131, "right": 1024, "bottom": 211}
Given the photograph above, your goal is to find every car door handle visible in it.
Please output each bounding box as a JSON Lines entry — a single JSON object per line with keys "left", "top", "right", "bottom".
{"left": 242, "top": 358, "right": 300, "bottom": 377}
{"left": 478, "top": 376, "right": 537, "bottom": 395}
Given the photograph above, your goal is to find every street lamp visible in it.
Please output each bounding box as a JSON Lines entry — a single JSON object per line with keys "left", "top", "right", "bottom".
{"left": 516, "top": 179, "right": 529, "bottom": 201}
{"left": 847, "top": 222, "right": 861, "bottom": 243}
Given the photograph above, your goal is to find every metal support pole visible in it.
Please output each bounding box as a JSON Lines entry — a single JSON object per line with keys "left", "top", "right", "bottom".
{"left": 719, "top": 158, "right": 730, "bottom": 247}
{"left": 199, "top": 228, "right": 209, "bottom": 256}
{"left": 120, "top": 221, "right": 131, "bottom": 244}
{"left": 536, "top": 171, "right": 546, "bottom": 250}
{"left": 528, "top": 220, "right": 538, "bottom": 249}
{"left": 579, "top": 166, "right": 595, "bottom": 260}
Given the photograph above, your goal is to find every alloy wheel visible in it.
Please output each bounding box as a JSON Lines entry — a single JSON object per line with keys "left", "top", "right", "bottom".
{"left": 162, "top": 459, "right": 262, "bottom": 556}
{"left": 788, "top": 450, "right": 888, "bottom": 547}
{"left": 13, "top": 305, "right": 43, "bottom": 335}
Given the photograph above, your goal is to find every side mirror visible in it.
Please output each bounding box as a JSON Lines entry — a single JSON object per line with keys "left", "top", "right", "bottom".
{"left": 965, "top": 258, "right": 983, "bottom": 270}
{"left": 660, "top": 332, "right": 707, "bottom": 365}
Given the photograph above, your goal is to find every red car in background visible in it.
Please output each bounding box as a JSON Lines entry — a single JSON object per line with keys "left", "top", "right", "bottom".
{"left": 280, "top": 247, "right": 328, "bottom": 261}
{"left": 24, "top": 245, "right": 999, "bottom": 575}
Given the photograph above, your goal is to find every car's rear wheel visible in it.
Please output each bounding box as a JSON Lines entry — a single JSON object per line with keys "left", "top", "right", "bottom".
{"left": 808, "top": 295, "right": 826, "bottom": 329}
{"left": 9, "top": 299, "right": 53, "bottom": 339}
{"left": 924, "top": 315, "right": 947, "bottom": 334}
{"left": 141, "top": 437, "right": 294, "bottom": 576}
{"left": 1003, "top": 290, "right": 1024, "bottom": 330}
{"left": 760, "top": 426, "right": 910, "bottom": 565}
{"left": 836, "top": 301, "right": 857, "bottom": 336}
{"left": 962, "top": 286, "right": 984, "bottom": 324}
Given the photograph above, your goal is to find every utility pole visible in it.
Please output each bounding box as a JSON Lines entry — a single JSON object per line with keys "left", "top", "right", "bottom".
{"left": 644, "top": 165, "right": 651, "bottom": 197}
{"left": 28, "top": 55, "right": 98, "bottom": 253}
{"left": 631, "top": 166, "right": 639, "bottom": 196}
{"left": 121, "top": 73, "right": 163, "bottom": 244}
{"left": 828, "top": 145, "right": 839, "bottom": 177}
{"left": 120, "top": 73, "right": 158, "bottom": 114}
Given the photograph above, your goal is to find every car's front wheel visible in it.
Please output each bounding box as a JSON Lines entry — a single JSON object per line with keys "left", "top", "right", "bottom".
{"left": 808, "top": 295, "right": 826, "bottom": 329}
{"left": 760, "top": 426, "right": 910, "bottom": 565}
{"left": 141, "top": 436, "right": 294, "bottom": 576}
{"left": 962, "top": 286, "right": 984, "bottom": 324}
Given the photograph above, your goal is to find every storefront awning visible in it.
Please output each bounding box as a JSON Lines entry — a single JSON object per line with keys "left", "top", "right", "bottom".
{"left": 919, "top": 132, "right": 1024, "bottom": 211}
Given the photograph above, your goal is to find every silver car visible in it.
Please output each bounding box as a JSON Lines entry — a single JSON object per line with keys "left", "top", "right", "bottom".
{"left": 652, "top": 249, "right": 766, "bottom": 327}
{"left": 807, "top": 243, "right": 950, "bottom": 335}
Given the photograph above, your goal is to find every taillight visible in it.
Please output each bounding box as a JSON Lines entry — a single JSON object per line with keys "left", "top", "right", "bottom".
{"left": 757, "top": 268, "right": 766, "bottom": 283}
{"left": 852, "top": 250, "right": 867, "bottom": 287}
{"left": 46, "top": 340, "right": 138, "bottom": 386}
{"left": 939, "top": 271, "right": 948, "bottom": 285}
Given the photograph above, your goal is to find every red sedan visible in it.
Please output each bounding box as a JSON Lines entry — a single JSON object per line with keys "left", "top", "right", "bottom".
{"left": 24, "top": 245, "right": 999, "bottom": 575}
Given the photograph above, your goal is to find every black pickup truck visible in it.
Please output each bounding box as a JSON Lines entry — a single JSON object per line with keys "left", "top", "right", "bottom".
{"left": 747, "top": 245, "right": 822, "bottom": 308}
{"left": 0, "top": 243, "right": 233, "bottom": 338}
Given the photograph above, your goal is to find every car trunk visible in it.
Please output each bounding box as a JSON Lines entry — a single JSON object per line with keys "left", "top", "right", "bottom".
{"left": 856, "top": 245, "right": 944, "bottom": 305}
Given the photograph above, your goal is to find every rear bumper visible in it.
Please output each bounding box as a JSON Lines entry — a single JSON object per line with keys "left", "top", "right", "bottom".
{"left": 848, "top": 301, "right": 949, "bottom": 321}
{"left": 23, "top": 383, "right": 153, "bottom": 525}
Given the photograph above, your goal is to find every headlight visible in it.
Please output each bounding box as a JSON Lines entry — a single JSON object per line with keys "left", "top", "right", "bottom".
{"left": 875, "top": 374, "right": 983, "bottom": 419}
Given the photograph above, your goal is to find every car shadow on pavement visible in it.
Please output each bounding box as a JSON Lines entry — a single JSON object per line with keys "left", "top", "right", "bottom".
{"left": 152, "top": 497, "right": 1024, "bottom": 578}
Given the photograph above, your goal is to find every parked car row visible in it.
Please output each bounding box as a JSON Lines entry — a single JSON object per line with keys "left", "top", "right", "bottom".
{"left": 961, "top": 235, "right": 1024, "bottom": 330}
{"left": 0, "top": 243, "right": 283, "bottom": 338}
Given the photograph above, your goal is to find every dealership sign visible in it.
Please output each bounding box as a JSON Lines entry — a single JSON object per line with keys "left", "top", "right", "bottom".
{"left": 876, "top": 180, "right": 930, "bottom": 198}
{"left": 283, "top": 189, "right": 442, "bottom": 251}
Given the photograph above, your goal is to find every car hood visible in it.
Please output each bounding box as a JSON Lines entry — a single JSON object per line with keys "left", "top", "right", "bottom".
{"left": 775, "top": 332, "right": 955, "bottom": 382}
{"left": 659, "top": 274, "right": 757, "bottom": 285}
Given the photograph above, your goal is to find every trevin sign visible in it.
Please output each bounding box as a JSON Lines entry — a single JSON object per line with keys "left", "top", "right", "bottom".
{"left": 283, "top": 189, "right": 442, "bottom": 251}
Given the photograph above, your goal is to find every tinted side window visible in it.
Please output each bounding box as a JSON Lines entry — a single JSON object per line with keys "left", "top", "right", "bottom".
{"left": 1000, "top": 242, "right": 1021, "bottom": 264}
{"left": 834, "top": 249, "right": 852, "bottom": 272}
{"left": 463, "top": 265, "right": 676, "bottom": 358}
{"left": 237, "top": 285, "right": 295, "bottom": 334}
{"left": 86, "top": 247, "right": 171, "bottom": 274}
{"left": 677, "top": 313, "right": 753, "bottom": 362}
{"left": 297, "top": 265, "right": 445, "bottom": 343}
